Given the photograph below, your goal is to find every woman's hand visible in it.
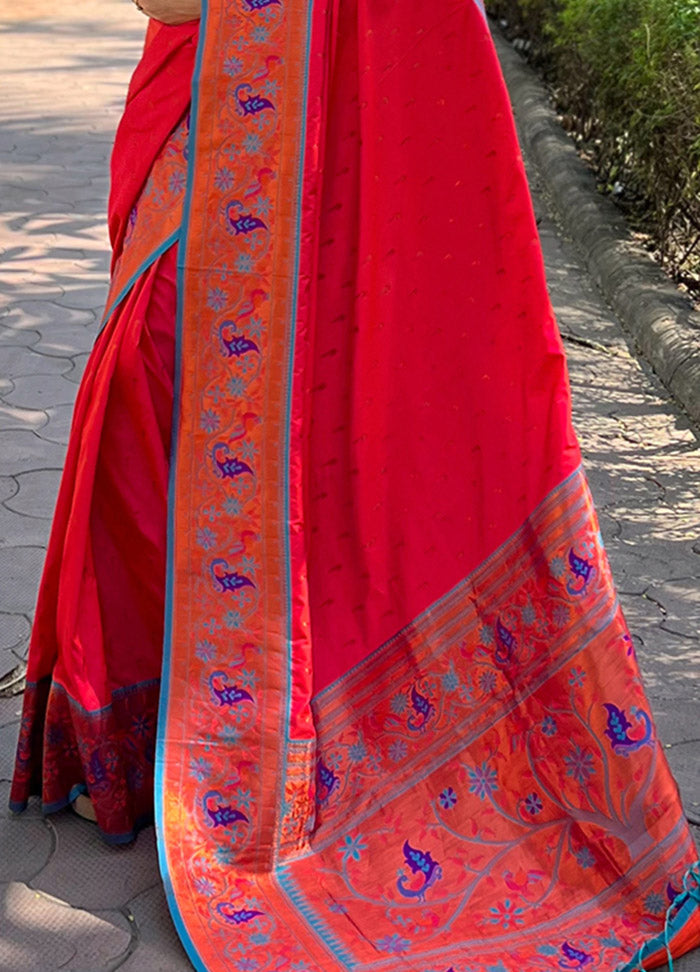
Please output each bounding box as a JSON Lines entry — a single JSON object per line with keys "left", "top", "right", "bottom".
{"left": 134, "top": 0, "right": 201, "bottom": 25}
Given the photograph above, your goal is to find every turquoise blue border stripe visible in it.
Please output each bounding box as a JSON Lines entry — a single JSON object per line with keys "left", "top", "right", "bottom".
{"left": 97, "top": 228, "right": 181, "bottom": 336}
{"left": 276, "top": 0, "right": 316, "bottom": 863}
{"left": 154, "top": 1, "right": 210, "bottom": 969}
{"left": 616, "top": 861, "right": 700, "bottom": 972}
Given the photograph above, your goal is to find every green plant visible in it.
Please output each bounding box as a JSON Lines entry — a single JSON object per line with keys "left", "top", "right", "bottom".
{"left": 488, "top": 0, "right": 700, "bottom": 294}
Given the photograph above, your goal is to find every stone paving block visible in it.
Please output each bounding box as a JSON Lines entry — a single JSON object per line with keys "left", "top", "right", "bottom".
{"left": 645, "top": 578, "right": 700, "bottom": 641}
{"left": 609, "top": 542, "right": 696, "bottom": 595}
{"left": 0, "top": 323, "right": 40, "bottom": 349}
{"left": 0, "top": 694, "right": 23, "bottom": 728}
{"left": 33, "top": 325, "right": 98, "bottom": 359}
{"left": 64, "top": 352, "right": 90, "bottom": 384}
{"left": 617, "top": 509, "right": 700, "bottom": 550}
{"left": 0, "top": 344, "right": 73, "bottom": 379}
{"left": 0, "top": 506, "right": 51, "bottom": 550}
{"left": 0, "top": 613, "right": 31, "bottom": 655}
{"left": 0, "top": 300, "right": 94, "bottom": 335}
{"left": 609, "top": 551, "right": 666, "bottom": 597}
{"left": 0, "top": 255, "right": 63, "bottom": 289}
{"left": 120, "top": 884, "right": 193, "bottom": 972}
{"left": 4, "top": 469, "right": 62, "bottom": 520}
{"left": 0, "top": 430, "right": 69, "bottom": 475}
{"left": 0, "top": 653, "right": 19, "bottom": 683}
{"left": 0, "top": 546, "right": 44, "bottom": 615}
{"left": 0, "top": 806, "right": 53, "bottom": 884}
{"left": 0, "top": 477, "right": 18, "bottom": 504}
{"left": 0, "top": 883, "right": 132, "bottom": 972}
{"left": 0, "top": 272, "right": 66, "bottom": 306}
{"left": 0, "top": 403, "right": 48, "bottom": 434}
{"left": 33, "top": 814, "right": 161, "bottom": 912}
{"left": 634, "top": 627, "right": 700, "bottom": 698}
{"left": 665, "top": 739, "right": 700, "bottom": 822}
{"left": 30, "top": 222, "right": 108, "bottom": 253}
{"left": 3, "top": 372, "right": 80, "bottom": 410}
{"left": 0, "top": 721, "right": 20, "bottom": 781}
{"left": 38, "top": 404, "right": 74, "bottom": 447}
{"left": 57, "top": 278, "right": 108, "bottom": 312}
{"left": 1, "top": 183, "right": 49, "bottom": 205}
{"left": 652, "top": 700, "right": 700, "bottom": 747}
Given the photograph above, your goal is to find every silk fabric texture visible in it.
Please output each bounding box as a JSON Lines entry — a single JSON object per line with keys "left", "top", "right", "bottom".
{"left": 11, "top": 2, "right": 700, "bottom": 971}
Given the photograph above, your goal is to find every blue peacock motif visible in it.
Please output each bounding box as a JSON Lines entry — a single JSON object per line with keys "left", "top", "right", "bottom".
{"left": 218, "top": 319, "right": 261, "bottom": 359}
{"left": 209, "top": 671, "right": 254, "bottom": 708}
{"left": 203, "top": 790, "right": 250, "bottom": 829}
{"left": 234, "top": 82, "right": 275, "bottom": 117}
{"left": 602, "top": 704, "right": 653, "bottom": 755}
{"left": 407, "top": 684, "right": 436, "bottom": 732}
{"left": 212, "top": 444, "right": 254, "bottom": 480}
{"left": 210, "top": 559, "right": 256, "bottom": 594}
{"left": 566, "top": 546, "right": 595, "bottom": 596}
{"left": 226, "top": 200, "right": 268, "bottom": 236}
{"left": 494, "top": 618, "right": 517, "bottom": 665}
{"left": 317, "top": 759, "right": 340, "bottom": 807}
{"left": 397, "top": 841, "right": 443, "bottom": 902}
{"left": 216, "top": 904, "right": 264, "bottom": 925}
{"left": 559, "top": 942, "right": 595, "bottom": 969}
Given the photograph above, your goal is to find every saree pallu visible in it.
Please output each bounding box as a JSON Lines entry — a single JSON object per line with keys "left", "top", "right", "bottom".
{"left": 11, "top": 0, "right": 700, "bottom": 970}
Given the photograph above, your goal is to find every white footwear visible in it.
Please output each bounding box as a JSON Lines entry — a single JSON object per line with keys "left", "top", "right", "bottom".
{"left": 72, "top": 793, "right": 98, "bottom": 823}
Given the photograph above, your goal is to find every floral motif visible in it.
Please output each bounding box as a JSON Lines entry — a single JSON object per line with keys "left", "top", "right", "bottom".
{"left": 339, "top": 834, "right": 367, "bottom": 863}
{"left": 467, "top": 761, "right": 498, "bottom": 799}
{"left": 575, "top": 848, "right": 595, "bottom": 869}
{"left": 568, "top": 666, "right": 586, "bottom": 688}
{"left": 524, "top": 792, "right": 543, "bottom": 815}
{"left": 388, "top": 740, "right": 407, "bottom": 762}
{"left": 439, "top": 787, "right": 458, "bottom": 809}
{"left": 563, "top": 745, "right": 595, "bottom": 784}
{"left": 488, "top": 899, "right": 525, "bottom": 930}
{"left": 541, "top": 715, "right": 557, "bottom": 736}
{"left": 376, "top": 934, "right": 411, "bottom": 955}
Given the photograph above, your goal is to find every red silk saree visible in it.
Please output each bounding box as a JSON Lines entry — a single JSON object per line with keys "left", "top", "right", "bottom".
{"left": 11, "top": 1, "right": 700, "bottom": 970}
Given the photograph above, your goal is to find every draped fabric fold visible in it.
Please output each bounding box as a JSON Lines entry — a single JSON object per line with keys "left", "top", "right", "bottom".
{"left": 10, "top": 0, "right": 700, "bottom": 968}
{"left": 9, "top": 23, "right": 196, "bottom": 843}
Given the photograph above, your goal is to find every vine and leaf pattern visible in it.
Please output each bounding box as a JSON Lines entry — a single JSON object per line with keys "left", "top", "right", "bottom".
{"left": 289, "top": 517, "right": 686, "bottom": 966}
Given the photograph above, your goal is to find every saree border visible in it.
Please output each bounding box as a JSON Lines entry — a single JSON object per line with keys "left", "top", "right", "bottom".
{"left": 275, "top": 822, "right": 696, "bottom": 971}
{"left": 155, "top": 0, "right": 209, "bottom": 965}
{"left": 155, "top": 0, "right": 323, "bottom": 966}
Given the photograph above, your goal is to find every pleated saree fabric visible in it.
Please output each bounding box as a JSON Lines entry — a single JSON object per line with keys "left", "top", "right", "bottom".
{"left": 13, "top": 0, "right": 700, "bottom": 970}
{"left": 10, "top": 20, "right": 198, "bottom": 840}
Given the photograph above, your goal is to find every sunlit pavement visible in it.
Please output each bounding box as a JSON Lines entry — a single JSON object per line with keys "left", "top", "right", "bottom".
{"left": 0, "top": 3, "right": 698, "bottom": 969}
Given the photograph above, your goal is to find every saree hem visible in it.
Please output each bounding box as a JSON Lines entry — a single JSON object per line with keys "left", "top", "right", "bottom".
{"left": 10, "top": 790, "right": 155, "bottom": 847}
{"left": 11, "top": 675, "right": 161, "bottom": 843}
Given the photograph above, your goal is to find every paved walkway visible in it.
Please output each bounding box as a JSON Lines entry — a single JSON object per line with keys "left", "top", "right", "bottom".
{"left": 0, "top": 3, "right": 698, "bottom": 970}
